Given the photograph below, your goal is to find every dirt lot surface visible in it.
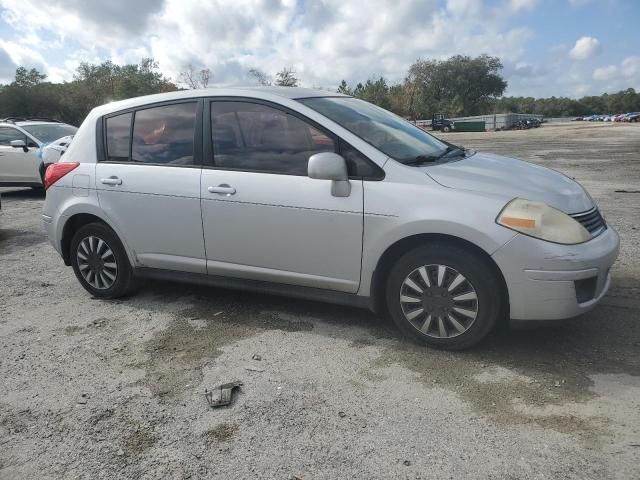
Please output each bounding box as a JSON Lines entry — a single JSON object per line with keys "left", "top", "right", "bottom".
{"left": 1, "top": 122, "right": 639, "bottom": 479}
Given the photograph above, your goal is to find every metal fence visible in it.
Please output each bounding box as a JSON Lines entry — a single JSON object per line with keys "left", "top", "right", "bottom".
{"left": 416, "top": 113, "right": 544, "bottom": 130}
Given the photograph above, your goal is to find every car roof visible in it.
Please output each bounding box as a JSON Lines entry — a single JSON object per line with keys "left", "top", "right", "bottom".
{"left": 92, "top": 86, "right": 349, "bottom": 117}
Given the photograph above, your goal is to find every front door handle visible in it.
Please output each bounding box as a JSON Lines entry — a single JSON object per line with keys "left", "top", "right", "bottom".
{"left": 101, "top": 176, "right": 122, "bottom": 186}
{"left": 208, "top": 184, "right": 236, "bottom": 196}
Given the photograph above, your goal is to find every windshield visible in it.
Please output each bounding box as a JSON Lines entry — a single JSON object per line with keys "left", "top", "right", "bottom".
{"left": 299, "top": 97, "right": 448, "bottom": 163}
{"left": 22, "top": 124, "right": 77, "bottom": 144}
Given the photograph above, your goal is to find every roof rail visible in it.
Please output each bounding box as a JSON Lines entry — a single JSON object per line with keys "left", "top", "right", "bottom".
{"left": 26, "top": 117, "right": 61, "bottom": 122}
{"left": 0, "top": 116, "right": 61, "bottom": 123}
{"left": 0, "top": 117, "right": 25, "bottom": 123}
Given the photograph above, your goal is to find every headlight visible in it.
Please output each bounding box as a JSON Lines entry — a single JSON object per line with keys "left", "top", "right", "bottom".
{"left": 496, "top": 198, "right": 591, "bottom": 244}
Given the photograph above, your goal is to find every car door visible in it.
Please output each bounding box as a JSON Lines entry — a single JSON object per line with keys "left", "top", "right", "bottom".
{"left": 95, "top": 100, "right": 206, "bottom": 274}
{"left": 200, "top": 99, "right": 364, "bottom": 293}
{"left": 0, "top": 126, "right": 40, "bottom": 184}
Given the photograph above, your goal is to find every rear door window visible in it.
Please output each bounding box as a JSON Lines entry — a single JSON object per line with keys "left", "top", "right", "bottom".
{"left": 132, "top": 102, "right": 197, "bottom": 165}
{"left": 0, "top": 127, "right": 25, "bottom": 146}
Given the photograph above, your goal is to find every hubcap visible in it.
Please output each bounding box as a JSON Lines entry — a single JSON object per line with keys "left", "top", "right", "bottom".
{"left": 399, "top": 264, "right": 478, "bottom": 338}
{"left": 77, "top": 236, "right": 117, "bottom": 290}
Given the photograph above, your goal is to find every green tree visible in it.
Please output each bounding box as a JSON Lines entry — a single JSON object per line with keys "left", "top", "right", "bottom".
{"left": 248, "top": 68, "right": 272, "bottom": 86}
{"left": 337, "top": 79, "right": 352, "bottom": 95}
{"left": 274, "top": 68, "right": 299, "bottom": 87}
{"left": 405, "top": 55, "right": 507, "bottom": 117}
{"left": 352, "top": 77, "right": 391, "bottom": 109}
{"left": 0, "top": 58, "right": 176, "bottom": 126}
{"left": 13, "top": 67, "right": 47, "bottom": 88}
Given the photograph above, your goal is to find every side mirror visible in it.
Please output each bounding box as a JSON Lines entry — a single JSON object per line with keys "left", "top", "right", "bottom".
{"left": 10, "top": 139, "right": 28, "bottom": 152}
{"left": 308, "top": 152, "right": 351, "bottom": 197}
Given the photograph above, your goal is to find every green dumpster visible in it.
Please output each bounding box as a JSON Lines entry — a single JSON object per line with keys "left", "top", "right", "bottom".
{"left": 453, "top": 121, "right": 485, "bottom": 132}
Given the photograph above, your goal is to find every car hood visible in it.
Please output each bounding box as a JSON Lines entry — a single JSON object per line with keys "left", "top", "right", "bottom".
{"left": 423, "top": 152, "right": 593, "bottom": 214}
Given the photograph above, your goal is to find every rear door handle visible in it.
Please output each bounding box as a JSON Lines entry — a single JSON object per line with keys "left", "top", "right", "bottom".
{"left": 101, "top": 176, "right": 122, "bottom": 186}
{"left": 208, "top": 184, "right": 236, "bottom": 196}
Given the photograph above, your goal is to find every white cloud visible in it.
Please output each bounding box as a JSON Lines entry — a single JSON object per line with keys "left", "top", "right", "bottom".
{"left": 0, "top": 0, "right": 632, "bottom": 98}
{"left": 569, "top": 37, "right": 601, "bottom": 60}
{"left": 621, "top": 56, "right": 640, "bottom": 78}
{"left": 0, "top": 46, "right": 17, "bottom": 80}
{"left": 0, "top": 0, "right": 536, "bottom": 88}
{"left": 446, "top": 0, "right": 482, "bottom": 16}
{"left": 0, "top": 40, "right": 47, "bottom": 70}
{"left": 510, "top": 0, "right": 539, "bottom": 12}
{"left": 592, "top": 65, "right": 617, "bottom": 81}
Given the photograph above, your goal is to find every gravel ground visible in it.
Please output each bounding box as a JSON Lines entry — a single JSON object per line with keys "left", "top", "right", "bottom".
{"left": 1, "top": 122, "right": 639, "bottom": 479}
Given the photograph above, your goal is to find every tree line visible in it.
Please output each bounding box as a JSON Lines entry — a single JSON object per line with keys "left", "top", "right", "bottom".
{"left": 0, "top": 55, "right": 638, "bottom": 127}
{"left": 338, "top": 55, "right": 640, "bottom": 118}
{"left": 0, "top": 60, "right": 302, "bottom": 126}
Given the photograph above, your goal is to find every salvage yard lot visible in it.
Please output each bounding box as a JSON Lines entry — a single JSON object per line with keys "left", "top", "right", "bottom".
{"left": 1, "top": 122, "right": 639, "bottom": 479}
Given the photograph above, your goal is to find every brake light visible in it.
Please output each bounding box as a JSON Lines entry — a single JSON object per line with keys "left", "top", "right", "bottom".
{"left": 44, "top": 162, "right": 80, "bottom": 190}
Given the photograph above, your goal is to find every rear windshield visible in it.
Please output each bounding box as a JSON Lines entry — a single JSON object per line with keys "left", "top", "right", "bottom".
{"left": 299, "top": 97, "right": 448, "bottom": 163}
{"left": 22, "top": 124, "right": 78, "bottom": 143}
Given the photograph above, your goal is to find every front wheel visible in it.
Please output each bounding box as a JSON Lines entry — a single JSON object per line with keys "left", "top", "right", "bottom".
{"left": 70, "top": 222, "right": 136, "bottom": 298}
{"left": 385, "top": 243, "right": 503, "bottom": 350}
{"left": 442, "top": 125, "right": 452, "bottom": 133}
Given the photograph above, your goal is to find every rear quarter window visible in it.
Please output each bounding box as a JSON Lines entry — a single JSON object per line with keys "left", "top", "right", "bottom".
{"left": 105, "top": 113, "right": 132, "bottom": 162}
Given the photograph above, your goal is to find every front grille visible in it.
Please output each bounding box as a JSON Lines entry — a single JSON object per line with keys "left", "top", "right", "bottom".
{"left": 570, "top": 207, "right": 606, "bottom": 237}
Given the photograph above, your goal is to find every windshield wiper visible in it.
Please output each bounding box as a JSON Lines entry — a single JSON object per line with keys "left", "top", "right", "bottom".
{"left": 403, "top": 146, "right": 465, "bottom": 166}
{"left": 403, "top": 154, "right": 439, "bottom": 165}
{"left": 437, "top": 145, "right": 465, "bottom": 159}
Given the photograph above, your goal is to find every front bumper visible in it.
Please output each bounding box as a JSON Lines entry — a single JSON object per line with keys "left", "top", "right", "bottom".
{"left": 492, "top": 226, "right": 619, "bottom": 320}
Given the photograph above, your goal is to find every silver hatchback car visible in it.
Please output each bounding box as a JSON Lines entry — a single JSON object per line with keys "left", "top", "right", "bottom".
{"left": 42, "top": 87, "right": 619, "bottom": 349}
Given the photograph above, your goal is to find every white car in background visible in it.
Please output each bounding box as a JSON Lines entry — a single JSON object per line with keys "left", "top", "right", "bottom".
{"left": 0, "top": 118, "right": 77, "bottom": 188}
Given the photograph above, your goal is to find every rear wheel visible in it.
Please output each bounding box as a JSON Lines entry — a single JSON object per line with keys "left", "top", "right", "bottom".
{"left": 70, "top": 222, "right": 136, "bottom": 298}
{"left": 442, "top": 125, "right": 452, "bottom": 133}
{"left": 385, "top": 243, "right": 503, "bottom": 350}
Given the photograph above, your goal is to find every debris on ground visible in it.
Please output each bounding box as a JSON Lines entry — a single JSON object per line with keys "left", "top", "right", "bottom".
{"left": 252, "top": 354, "right": 262, "bottom": 361}
{"left": 205, "top": 381, "right": 243, "bottom": 408}
{"left": 338, "top": 411, "right": 347, "bottom": 418}
{"left": 244, "top": 366, "right": 264, "bottom": 372}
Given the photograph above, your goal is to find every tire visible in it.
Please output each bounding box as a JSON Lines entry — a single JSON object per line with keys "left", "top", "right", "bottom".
{"left": 442, "top": 125, "right": 451, "bottom": 133}
{"left": 70, "top": 222, "right": 136, "bottom": 299}
{"left": 385, "top": 243, "right": 503, "bottom": 350}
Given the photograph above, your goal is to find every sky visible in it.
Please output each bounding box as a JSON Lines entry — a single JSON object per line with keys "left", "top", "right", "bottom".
{"left": 0, "top": 0, "right": 637, "bottom": 98}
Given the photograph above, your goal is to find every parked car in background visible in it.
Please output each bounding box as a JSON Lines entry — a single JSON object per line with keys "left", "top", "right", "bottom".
{"left": 42, "top": 87, "right": 619, "bottom": 349}
{"left": 40, "top": 135, "right": 75, "bottom": 164}
{"left": 624, "top": 112, "right": 639, "bottom": 122}
{"left": 0, "top": 118, "right": 77, "bottom": 188}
